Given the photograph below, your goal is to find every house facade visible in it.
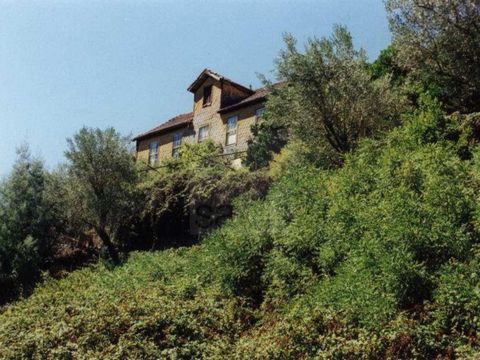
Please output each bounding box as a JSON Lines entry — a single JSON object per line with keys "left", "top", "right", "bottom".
{"left": 134, "top": 69, "right": 280, "bottom": 166}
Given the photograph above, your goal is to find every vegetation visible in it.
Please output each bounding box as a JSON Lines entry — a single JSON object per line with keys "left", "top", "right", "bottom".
{"left": 138, "top": 141, "right": 269, "bottom": 248}
{"left": 2, "top": 104, "right": 480, "bottom": 358}
{"left": 245, "top": 112, "right": 288, "bottom": 170}
{"left": 1, "top": 3, "right": 480, "bottom": 358}
{"left": 247, "top": 25, "right": 404, "bottom": 169}
{"left": 0, "top": 147, "right": 58, "bottom": 303}
{"left": 64, "top": 127, "right": 139, "bottom": 263}
{"left": 386, "top": 0, "right": 480, "bottom": 113}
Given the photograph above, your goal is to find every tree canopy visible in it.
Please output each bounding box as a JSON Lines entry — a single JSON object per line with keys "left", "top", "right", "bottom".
{"left": 254, "top": 26, "right": 403, "bottom": 167}
{"left": 64, "top": 127, "right": 138, "bottom": 263}
{"left": 0, "top": 146, "right": 55, "bottom": 302}
{"left": 387, "top": 0, "right": 480, "bottom": 113}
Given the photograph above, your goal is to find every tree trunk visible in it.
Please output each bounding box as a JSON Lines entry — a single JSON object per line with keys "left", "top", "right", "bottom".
{"left": 95, "top": 226, "right": 120, "bottom": 264}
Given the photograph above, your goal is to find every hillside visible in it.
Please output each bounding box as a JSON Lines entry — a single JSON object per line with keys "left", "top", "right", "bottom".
{"left": 2, "top": 3, "right": 480, "bottom": 356}
{"left": 1, "top": 105, "right": 480, "bottom": 359}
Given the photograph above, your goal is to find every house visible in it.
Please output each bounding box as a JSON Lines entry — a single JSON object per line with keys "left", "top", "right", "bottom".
{"left": 133, "top": 69, "right": 281, "bottom": 166}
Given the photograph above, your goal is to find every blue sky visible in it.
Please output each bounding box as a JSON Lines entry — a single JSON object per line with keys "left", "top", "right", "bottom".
{"left": 0, "top": 0, "right": 390, "bottom": 176}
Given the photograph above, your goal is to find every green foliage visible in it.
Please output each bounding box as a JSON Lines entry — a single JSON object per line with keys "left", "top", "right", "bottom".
{"left": 433, "top": 248, "right": 480, "bottom": 339}
{"left": 138, "top": 141, "right": 269, "bottom": 248}
{"left": 368, "top": 44, "right": 406, "bottom": 85}
{"left": 386, "top": 0, "right": 480, "bottom": 113}
{"left": 64, "top": 127, "right": 139, "bottom": 263}
{"left": 0, "top": 250, "right": 251, "bottom": 359}
{"left": 201, "top": 102, "right": 480, "bottom": 354}
{"left": 270, "top": 25, "right": 403, "bottom": 159}
{"left": 268, "top": 140, "right": 337, "bottom": 180}
{"left": 2, "top": 103, "right": 480, "bottom": 358}
{"left": 205, "top": 199, "right": 277, "bottom": 303}
{"left": 0, "top": 146, "right": 56, "bottom": 303}
{"left": 247, "top": 27, "right": 405, "bottom": 171}
{"left": 245, "top": 118, "right": 288, "bottom": 170}
{"left": 245, "top": 88, "right": 289, "bottom": 170}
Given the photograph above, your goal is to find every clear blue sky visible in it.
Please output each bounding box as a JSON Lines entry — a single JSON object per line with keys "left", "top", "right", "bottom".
{"left": 0, "top": 0, "right": 390, "bottom": 176}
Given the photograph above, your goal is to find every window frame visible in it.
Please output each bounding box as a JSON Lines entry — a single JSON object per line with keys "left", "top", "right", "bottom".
{"left": 148, "top": 140, "right": 159, "bottom": 166}
{"left": 255, "top": 107, "right": 266, "bottom": 123}
{"left": 202, "top": 85, "right": 212, "bottom": 107}
{"left": 198, "top": 125, "right": 209, "bottom": 143}
{"left": 225, "top": 115, "right": 238, "bottom": 146}
{"left": 172, "top": 132, "right": 182, "bottom": 157}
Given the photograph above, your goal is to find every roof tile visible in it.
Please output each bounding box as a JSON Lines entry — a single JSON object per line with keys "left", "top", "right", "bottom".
{"left": 133, "top": 112, "right": 193, "bottom": 140}
{"left": 218, "top": 81, "right": 286, "bottom": 113}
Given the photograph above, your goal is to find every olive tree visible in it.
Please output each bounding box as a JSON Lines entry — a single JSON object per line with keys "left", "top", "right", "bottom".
{"left": 64, "top": 127, "right": 138, "bottom": 263}
{"left": 268, "top": 25, "right": 402, "bottom": 165}
{"left": 386, "top": 0, "right": 480, "bottom": 113}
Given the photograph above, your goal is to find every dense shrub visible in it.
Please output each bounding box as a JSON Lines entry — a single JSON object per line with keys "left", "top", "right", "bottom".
{"left": 433, "top": 248, "right": 480, "bottom": 339}
{"left": 137, "top": 141, "right": 269, "bottom": 249}
{"left": 0, "top": 250, "right": 252, "bottom": 359}
{"left": 2, "top": 87, "right": 480, "bottom": 359}
{"left": 201, "top": 100, "right": 480, "bottom": 355}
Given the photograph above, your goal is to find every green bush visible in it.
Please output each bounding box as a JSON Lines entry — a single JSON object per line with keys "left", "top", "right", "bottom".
{"left": 204, "top": 99, "right": 479, "bottom": 333}
{"left": 433, "top": 248, "right": 480, "bottom": 338}
{"left": 137, "top": 141, "right": 270, "bottom": 249}
{"left": 204, "top": 199, "right": 275, "bottom": 303}
{"left": 0, "top": 250, "right": 251, "bottom": 359}
{"left": 2, "top": 99, "right": 480, "bottom": 358}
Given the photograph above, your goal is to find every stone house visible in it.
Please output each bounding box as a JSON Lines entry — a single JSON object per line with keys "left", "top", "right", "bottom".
{"left": 133, "top": 69, "right": 281, "bottom": 166}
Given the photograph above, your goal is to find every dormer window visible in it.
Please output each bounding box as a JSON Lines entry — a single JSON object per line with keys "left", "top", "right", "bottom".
{"left": 203, "top": 85, "right": 212, "bottom": 106}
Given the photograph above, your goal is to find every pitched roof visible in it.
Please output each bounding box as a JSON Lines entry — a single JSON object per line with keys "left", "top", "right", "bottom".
{"left": 133, "top": 81, "right": 286, "bottom": 142}
{"left": 218, "top": 81, "right": 286, "bottom": 114}
{"left": 187, "top": 68, "right": 254, "bottom": 95}
{"left": 132, "top": 112, "right": 193, "bottom": 141}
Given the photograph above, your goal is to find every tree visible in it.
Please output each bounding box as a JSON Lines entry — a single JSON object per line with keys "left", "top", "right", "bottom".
{"left": 368, "top": 45, "right": 407, "bottom": 85}
{"left": 64, "top": 128, "right": 138, "bottom": 263}
{"left": 245, "top": 112, "right": 289, "bottom": 170}
{"left": 386, "top": 0, "right": 480, "bottom": 113}
{"left": 0, "top": 146, "right": 54, "bottom": 301}
{"left": 268, "top": 25, "right": 402, "bottom": 165}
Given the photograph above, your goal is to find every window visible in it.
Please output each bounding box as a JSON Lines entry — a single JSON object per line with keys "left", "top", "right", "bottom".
{"left": 203, "top": 85, "right": 212, "bottom": 106}
{"left": 198, "top": 125, "right": 209, "bottom": 142}
{"left": 149, "top": 141, "right": 159, "bottom": 165}
{"left": 225, "top": 115, "right": 238, "bottom": 146}
{"left": 172, "top": 132, "right": 182, "bottom": 157}
{"left": 255, "top": 107, "right": 266, "bottom": 122}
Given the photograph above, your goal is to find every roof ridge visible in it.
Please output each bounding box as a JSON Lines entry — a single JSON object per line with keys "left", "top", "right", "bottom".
{"left": 166, "top": 111, "right": 193, "bottom": 121}
{"left": 187, "top": 68, "right": 253, "bottom": 94}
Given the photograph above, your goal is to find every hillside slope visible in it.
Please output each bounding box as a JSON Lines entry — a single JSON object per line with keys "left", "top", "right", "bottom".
{"left": 1, "top": 106, "right": 480, "bottom": 359}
